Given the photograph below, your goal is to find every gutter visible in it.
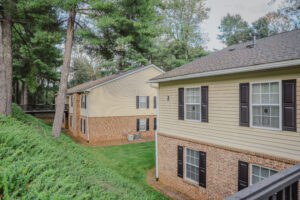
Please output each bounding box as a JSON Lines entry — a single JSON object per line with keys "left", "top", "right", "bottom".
{"left": 85, "top": 91, "right": 90, "bottom": 142}
{"left": 148, "top": 59, "right": 300, "bottom": 83}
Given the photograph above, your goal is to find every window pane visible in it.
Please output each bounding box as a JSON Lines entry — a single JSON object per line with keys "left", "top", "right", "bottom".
{"left": 262, "top": 116, "right": 270, "bottom": 127}
{"left": 253, "top": 106, "right": 262, "bottom": 116}
{"left": 261, "top": 83, "right": 269, "bottom": 93}
{"left": 253, "top": 94, "right": 261, "bottom": 104}
{"left": 252, "top": 83, "right": 260, "bottom": 93}
{"left": 261, "top": 167, "right": 269, "bottom": 178}
{"left": 253, "top": 116, "right": 262, "bottom": 126}
{"left": 262, "top": 106, "right": 270, "bottom": 116}
{"left": 270, "top": 117, "right": 280, "bottom": 128}
{"left": 270, "top": 170, "right": 278, "bottom": 176}
{"left": 252, "top": 166, "right": 260, "bottom": 175}
{"left": 270, "top": 94, "right": 279, "bottom": 104}
{"left": 270, "top": 82, "right": 279, "bottom": 93}
{"left": 261, "top": 94, "right": 269, "bottom": 104}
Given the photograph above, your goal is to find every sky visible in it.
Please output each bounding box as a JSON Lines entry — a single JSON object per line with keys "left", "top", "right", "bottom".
{"left": 203, "top": 0, "right": 282, "bottom": 50}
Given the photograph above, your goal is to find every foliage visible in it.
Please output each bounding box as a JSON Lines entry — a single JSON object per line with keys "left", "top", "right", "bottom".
{"left": 0, "top": 104, "right": 168, "bottom": 199}
{"left": 150, "top": 0, "right": 210, "bottom": 71}
{"left": 78, "top": 0, "right": 163, "bottom": 71}
{"left": 69, "top": 56, "right": 98, "bottom": 87}
{"left": 12, "top": 0, "right": 63, "bottom": 104}
{"left": 218, "top": 14, "right": 252, "bottom": 46}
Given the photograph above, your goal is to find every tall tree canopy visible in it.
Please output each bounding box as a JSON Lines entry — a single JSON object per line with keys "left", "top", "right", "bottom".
{"left": 218, "top": 14, "right": 252, "bottom": 46}
{"left": 78, "top": 0, "right": 163, "bottom": 71}
{"left": 151, "top": 0, "right": 210, "bottom": 71}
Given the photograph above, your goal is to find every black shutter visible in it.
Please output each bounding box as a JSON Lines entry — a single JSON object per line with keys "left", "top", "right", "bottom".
{"left": 282, "top": 79, "right": 296, "bottom": 131}
{"left": 178, "top": 88, "right": 184, "bottom": 120}
{"left": 80, "top": 95, "right": 82, "bottom": 108}
{"left": 84, "top": 95, "right": 87, "bottom": 108}
{"left": 136, "top": 119, "right": 140, "bottom": 131}
{"left": 136, "top": 96, "right": 139, "bottom": 109}
{"left": 238, "top": 160, "right": 249, "bottom": 191}
{"left": 177, "top": 146, "right": 183, "bottom": 178}
{"left": 240, "top": 83, "right": 249, "bottom": 126}
{"left": 154, "top": 96, "right": 157, "bottom": 109}
{"left": 154, "top": 118, "right": 157, "bottom": 130}
{"left": 201, "top": 86, "right": 208, "bottom": 122}
{"left": 84, "top": 119, "right": 86, "bottom": 133}
{"left": 199, "top": 151, "right": 206, "bottom": 188}
{"left": 147, "top": 96, "right": 149, "bottom": 108}
{"left": 80, "top": 119, "right": 82, "bottom": 132}
{"left": 146, "top": 118, "right": 149, "bottom": 131}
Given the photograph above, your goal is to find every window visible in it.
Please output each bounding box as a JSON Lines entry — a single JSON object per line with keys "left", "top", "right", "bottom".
{"left": 154, "top": 96, "right": 157, "bottom": 108}
{"left": 139, "top": 96, "right": 147, "bottom": 108}
{"left": 70, "top": 96, "right": 73, "bottom": 107}
{"left": 251, "top": 164, "right": 278, "bottom": 185}
{"left": 139, "top": 118, "right": 146, "bottom": 131}
{"left": 70, "top": 116, "right": 73, "bottom": 127}
{"left": 80, "top": 119, "right": 86, "bottom": 134}
{"left": 251, "top": 82, "right": 281, "bottom": 129}
{"left": 81, "top": 94, "right": 86, "bottom": 109}
{"left": 185, "top": 148, "right": 199, "bottom": 183}
{"left": 185, "top": 87, "right": 201, "bottom": 121}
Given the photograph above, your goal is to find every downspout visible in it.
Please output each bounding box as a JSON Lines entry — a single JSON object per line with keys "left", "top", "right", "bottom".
{"left": 150, "top": 83, "right": 159, "bottom": 181}
{"left": 86, "top": 91, "right": 90, "bottom": 142}
{"left": 155, "top": 87, "right": 159, "bottom": 181}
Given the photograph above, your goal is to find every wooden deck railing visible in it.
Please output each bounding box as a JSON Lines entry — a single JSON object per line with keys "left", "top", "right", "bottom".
{"left": 224, "top": 162, "right": 300, "bottom": 200}
{"left": 20, "top": 104, "right": 69, "bottom": 113}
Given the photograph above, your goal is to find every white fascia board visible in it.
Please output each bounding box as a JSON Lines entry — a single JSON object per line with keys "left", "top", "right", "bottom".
{"left": 83, "top": 64, "right": 164, "bottom": 92}
{"left": 149, "top": 59, "right": 300, "bottom": 83}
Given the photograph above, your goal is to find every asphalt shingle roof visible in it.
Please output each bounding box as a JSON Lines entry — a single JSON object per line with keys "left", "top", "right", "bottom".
{"left": 67, "top": 65, "right": 157, "bottom": 94}
{"left": 151, "top": 30, "right": 300, "bottom": 81}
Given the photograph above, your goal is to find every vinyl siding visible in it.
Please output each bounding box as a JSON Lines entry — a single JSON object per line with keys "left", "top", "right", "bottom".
{"left": 158, "top": 66, "right": 300, "bottom": 161}
{"left": 87, "top": 66, "right": 161, "bottom": 117}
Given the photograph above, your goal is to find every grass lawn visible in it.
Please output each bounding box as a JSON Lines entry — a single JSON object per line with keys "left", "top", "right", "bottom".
{"left": 88, "top": 142, "right": 157, "bottom": 192}
{"left": 0, "top": 105, "right": 168, "bottom": 199}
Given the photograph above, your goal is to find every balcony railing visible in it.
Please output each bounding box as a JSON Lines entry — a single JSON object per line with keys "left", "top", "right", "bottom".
{"left": 20, "top": 104, "right": 69, "bottom": 113}
{"left": 224, "top": 162, "right": 300, "bottom": 200}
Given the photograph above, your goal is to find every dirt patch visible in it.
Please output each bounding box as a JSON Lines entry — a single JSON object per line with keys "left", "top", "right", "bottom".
{"left": 63, "top": 129, "right": 154, "bottom": 147}
{"left": 146, "top": 168, "right": 192, "bottom": 200}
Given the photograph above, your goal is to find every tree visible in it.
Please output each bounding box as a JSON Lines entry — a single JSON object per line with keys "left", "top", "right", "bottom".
{"left": 52, "top": 8, "right": 76, "bottom": 137}
{"left": 0, "top": 3, "right": 6, "bottom": 114}
{"left": 0, "top": 0, "right": 14, "bottom": 115}
{"left": 218, "top": 14, "right": 252, "bottom": 46}
{"left": 252, "top": 17, "right": 270, "bottom": 39}
{"left": 80, "top": 0, "right": 163, "bottom": 71}
{"left": 69, "top": 56, "right": 98, "bottom": 87}
{"left": 151, "top": 0, "right": 209, "bottom": 71}
{"left": 12, "top": 0, "right": 62, "bottom": 105}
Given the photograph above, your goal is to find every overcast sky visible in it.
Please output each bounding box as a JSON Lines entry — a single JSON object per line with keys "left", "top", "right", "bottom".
{"left": 203, "top": 0, "right": 282, "bottom": 50}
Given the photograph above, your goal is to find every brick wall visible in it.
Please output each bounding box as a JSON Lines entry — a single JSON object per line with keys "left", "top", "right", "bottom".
{"left": 88, "top": 115, "right": 156, "bottom": 143}
{"left": 157, "top": 134, "right": 299, "bottom": 200}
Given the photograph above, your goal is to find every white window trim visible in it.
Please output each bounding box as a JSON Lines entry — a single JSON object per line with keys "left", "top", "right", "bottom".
{"left": 139, "top": 96, "right": 147, "bottom": 109}
{"left": 184, "top": 86, "right": 202, "bottom": 122}
{"left": 184, "top": 147, "right": 200, "bottom": 184}
{"left": 139, "top": 118, "right": 147, "bottom": 131}
{"left": 249, "top": 80, "right": 282, "bottom": 131}
{"left": 250, "top": 164, "right": 279, "bottom": 186}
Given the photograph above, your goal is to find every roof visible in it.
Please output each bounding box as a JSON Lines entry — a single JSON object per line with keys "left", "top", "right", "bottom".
{"left": 67, "top": 64, "right": 163, "bottom": 94}
{"left": 150, "top": 30, "right": 300, "bottom": 82}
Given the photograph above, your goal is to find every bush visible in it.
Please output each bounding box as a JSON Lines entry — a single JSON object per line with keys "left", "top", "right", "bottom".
{"left": 0, "top": 105, "right": 160, "bottom": 199}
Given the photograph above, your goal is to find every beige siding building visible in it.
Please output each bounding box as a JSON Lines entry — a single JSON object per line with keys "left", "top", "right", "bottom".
{"left": 150, "top": 30, "right": 300, "bottom": 199}
{"left": 65, "top": 65, "right": 163, "bottom": 143}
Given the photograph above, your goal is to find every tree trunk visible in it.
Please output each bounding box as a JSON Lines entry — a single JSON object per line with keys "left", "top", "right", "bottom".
{"left": 22, "top": 82, "right": 28, "bottom": 105}
{"left": 0, "top": 16, "right": 7, "bottom": 115}
{"left": 14, "top": 79, "right": 18, "bottom": 104}
{"left": 52, "top": 9, "right": 76, "bottom": 137}
{"left": 3, "top": 4, "right": 13, "bottom": 115}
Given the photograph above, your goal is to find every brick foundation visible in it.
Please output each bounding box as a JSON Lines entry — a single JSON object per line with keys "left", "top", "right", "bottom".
{"left": 157, "top": 133, "right": 299, "bottom": 200}
{"left": 88, "top": 115, "right": 156, "bottom": 143}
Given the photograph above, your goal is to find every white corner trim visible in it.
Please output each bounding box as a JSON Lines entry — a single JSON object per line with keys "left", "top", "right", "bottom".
{"left": 82, "top": 64, "right": 164, "bottom": 92}
{"left": 149, "top": 59, "right": 300, "bottom": 83}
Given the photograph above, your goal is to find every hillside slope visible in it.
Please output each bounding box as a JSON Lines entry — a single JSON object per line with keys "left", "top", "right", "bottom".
{"left": 0, "top": 105, "right": 165, "bottom": 199}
